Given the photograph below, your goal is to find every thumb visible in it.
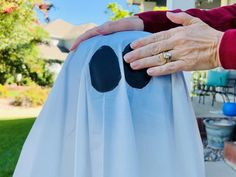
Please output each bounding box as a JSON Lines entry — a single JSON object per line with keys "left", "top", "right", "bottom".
{"left": 166, "top": 12, "right": 199, "bottom": 26}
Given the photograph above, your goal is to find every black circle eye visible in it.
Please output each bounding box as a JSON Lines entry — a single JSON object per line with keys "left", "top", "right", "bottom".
{"left": 122, "top": 44, "right": 151, "bottom": 89}
{"left": 89, "top": 46, "right": 121, "bottom": 92}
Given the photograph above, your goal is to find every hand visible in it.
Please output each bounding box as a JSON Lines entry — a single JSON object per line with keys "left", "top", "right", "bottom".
{"left": 124, "top": 12, "right": 223, "bottom": 76}
{"left": 70, "top": 16, "right": 144, "bottom": 51}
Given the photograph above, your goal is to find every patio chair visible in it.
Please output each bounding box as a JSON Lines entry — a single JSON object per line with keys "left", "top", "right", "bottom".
{"left": 198, "top": 70, "right": 230, "bottom": 106}
{"left": 226, "top": 70, "right": 236, "bottom": 102}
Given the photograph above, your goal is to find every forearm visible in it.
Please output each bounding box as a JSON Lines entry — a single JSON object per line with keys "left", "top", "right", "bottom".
{"left": 219, "top": 29, "right": 236, "bottom": 69}
{"left": 137, "top": 4, "right": 236, "bottom": 33}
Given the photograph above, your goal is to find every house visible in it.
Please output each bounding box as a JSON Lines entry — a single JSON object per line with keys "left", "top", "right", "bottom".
{"left": 38, "top": 19, "right": 96, "bottom": 78}
{"left": 127, "top": 0, "right": 166, "bottom": 11}
{"left": 38, "top": 19, "right": 96, "bottom": 62}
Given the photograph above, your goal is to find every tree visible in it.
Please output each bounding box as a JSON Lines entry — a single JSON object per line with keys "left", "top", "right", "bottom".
{"left": 106, "top": 2, "right": 139, "bottom": 21}
{"left": 0, "top": 0, "right": 53, "bottom": 86}
{"left": 106, "top": 2, "right": 167, "bottom": 21}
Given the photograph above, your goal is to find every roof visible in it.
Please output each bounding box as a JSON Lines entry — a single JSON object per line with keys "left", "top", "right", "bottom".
{"left": 37, "top": 43, "right": 68, "bottom": 61}
{"left": 39, "top": 19, "right": 97, "bottom": 61}
{"left": 43, "top": 19, "right": 74, "bottom": 39}
{"left": 42, "top": 19, "right": 96, "bottom": 40}
{"left": 64, "top": 23, "right": 97, "bottom": 39}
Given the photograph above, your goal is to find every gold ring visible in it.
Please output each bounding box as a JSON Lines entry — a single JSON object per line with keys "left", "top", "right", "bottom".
{"left": 162, "top": 52, "right": 172, "bottom": 63}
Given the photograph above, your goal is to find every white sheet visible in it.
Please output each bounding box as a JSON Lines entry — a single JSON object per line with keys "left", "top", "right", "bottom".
{"left": 13, "top": 31, "right": 205, "bottom": 177}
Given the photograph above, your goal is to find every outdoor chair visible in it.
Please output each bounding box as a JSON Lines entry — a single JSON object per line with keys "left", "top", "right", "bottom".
{"left": 198, "top": 70, "right": 230, "bottom": 106}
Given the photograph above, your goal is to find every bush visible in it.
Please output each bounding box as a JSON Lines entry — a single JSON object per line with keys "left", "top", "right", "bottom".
{"left": 191, "top": 71, "right": 207, "bottom": 97}
{"left": 0, "top": 0, "right": 52, "bottom": 87}
{"left": 0, "top": 84, "right": 8, "bottom": 98}
{"left": 11, "top": 85, "right": 50, "bottom": 107}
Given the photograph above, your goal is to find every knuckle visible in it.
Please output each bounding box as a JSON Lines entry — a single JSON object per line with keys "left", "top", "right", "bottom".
{"left": 160, "top": 40, "right": 168, "bottom": 47}
{"left": 192, "top": 17, "right": 201, "bottom": 23}
{"left": 172, "top": 33, "right": 186, "bottom": 44}
{"left": 151, "top": 44, "right": 158, "bottom": 55}
{"left": 178, "top": 32, "right": 187, "bottom": 39}
{"left": 182, "top": 64, "right": 189, "bottom": 71}
{"left": 139, "top": 59, "right": 146, "bottom": 67}
{"left": 123, "top": 18, "right": 134, "bottom": 29}
{"left": 105, "top": 21, "right": 113, "bottom": 28}
{"left": 133, "top": 49, "right": 142, "bottom": 59}
{"left": 178, "top": 64, "right": 185, "bottom": 71}
{"left": 135, "top": 39, "right": 143, "bottom": 46}
{"left": 167, "top": 63, "right": 177, "bottom": 72}
{"left": 87, "top": 29, "right": 94, "bottom": 34}
{"left": 152, "top": 33, "right": 159, "bottom": 41}
{"left": 155, "top": 55, "right": 164, "bottom": 64}
{"left": 163, "top": 31, "right": 171, "bottom": 39}
{"left": 175, "top": 26, "right": 184, "bottom": 32}
{"left": 147, "top": 58, "right": 154, "bottom": 66}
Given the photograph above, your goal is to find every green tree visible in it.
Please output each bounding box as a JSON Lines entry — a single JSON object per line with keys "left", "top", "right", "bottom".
{"left": 106, "top": 2, "right": 139, "bottom": 21}
{"left": 0, "top": 0, "right": 53, "bottom": 86}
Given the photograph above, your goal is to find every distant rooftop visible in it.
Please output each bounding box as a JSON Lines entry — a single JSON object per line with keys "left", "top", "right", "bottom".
{"left": 42, "top": 19, "right": 96, "bottom": 39}
{"left": 39, "top": 19, "right": 96, "bottom": 61}
{"left": 38, "top": 43, "right": 68, "bottom": 61}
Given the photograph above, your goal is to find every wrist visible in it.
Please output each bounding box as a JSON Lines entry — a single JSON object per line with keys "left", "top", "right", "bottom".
{"left": 132, "top": 15, "right": 144, "bottom": 31}
{"left": 216, "top": 31, "right": 224, "bottom": 67}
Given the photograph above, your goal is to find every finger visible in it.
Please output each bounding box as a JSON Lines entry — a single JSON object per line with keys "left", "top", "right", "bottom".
{"left": 147, "top": 60, "right": 185, "bottom": 76}
{"left": 131, "top": 27, "right": 183, "bottom": 49}
{"left": 70, "top": 20, "right": 127, "bottom": 51}
{"left": 124, "top": 40, "right": 174, "bottom": 63}
{"left": 70, "top": 17, "right": 143, "bottom": 51}
{"left": 130, "top": 55, "right": 165, "bottom": 70}
{"left": 166, "top": 12, "right": 200, "bottom": 26}
{"left": 70, "top": 27, "right": 101, "bottom": 51}
{"left": 130, "top": 50, "right": 179, "bottom": 70}
{"left": 96, "top": 21, "right": 118, "bottom": 34}
{"left": 98, "top": 16, "right": 143, "bottom": 34}
{"left": 130, "top": 31, "right": 171, "bottom": 49}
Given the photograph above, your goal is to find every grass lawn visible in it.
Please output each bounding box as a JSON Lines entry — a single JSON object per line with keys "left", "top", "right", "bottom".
{"left": 0, "top": 118, "right": 35, "bottom": 177}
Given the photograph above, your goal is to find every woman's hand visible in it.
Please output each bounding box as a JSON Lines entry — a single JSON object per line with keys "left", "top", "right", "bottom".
{"left": 70, "top": 16, "right": 144, "bottom": 51}
{"left": 124, "top": 12, "right": 224, "bottom": 76}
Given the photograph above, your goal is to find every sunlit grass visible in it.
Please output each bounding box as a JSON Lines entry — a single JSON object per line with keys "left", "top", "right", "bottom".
{"left": 0, "top": 118, "right": 35, "bottom": 177}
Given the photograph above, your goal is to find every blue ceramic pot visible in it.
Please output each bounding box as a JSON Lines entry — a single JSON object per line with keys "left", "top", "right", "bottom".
{"left": 204, "top": 118, "right": 235, "bottom": 149}
{"left": 223, "top": 103, "right": 236, "bottom": 117}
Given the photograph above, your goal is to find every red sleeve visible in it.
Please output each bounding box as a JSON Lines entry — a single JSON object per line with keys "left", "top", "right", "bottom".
{"left": 136, "top": 4, "right": 236, "bottom": 33}
{"left": 219, "top": 30, "right": 236, "bottom": 69}
{"left": 136, "top": 4, "right": 236, "bottom": 70}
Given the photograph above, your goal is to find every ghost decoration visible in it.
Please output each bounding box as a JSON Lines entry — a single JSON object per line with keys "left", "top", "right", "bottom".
{"left": 13, "top": 31, "right": 205, "bottom": 177}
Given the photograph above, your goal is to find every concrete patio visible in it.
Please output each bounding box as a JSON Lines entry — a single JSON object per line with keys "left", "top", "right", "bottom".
{"left": 192, "top": 94, "right": 226, "bottom": 118}
{"left": 206, "top": 161, "right": 236, "bottom": 177}
{"left": 192, "top": 94, "right": 236, "bottom": 176}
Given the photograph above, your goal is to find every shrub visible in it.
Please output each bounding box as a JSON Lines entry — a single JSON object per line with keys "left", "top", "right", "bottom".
{"left": 11, "top": 85, "right": 50, "bottom": 107}
{"left": 191, "top": 71, "right": 207, "bottom": 97}
{"left": 0, "top": 0, "right": 53, "bottom": 87}
{"left": 0, "top": 84, "right": 8, "bottom": 98}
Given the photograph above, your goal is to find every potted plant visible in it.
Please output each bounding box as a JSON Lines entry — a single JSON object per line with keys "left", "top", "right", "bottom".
{"left": 204, "top": 103, "right": 236, "bottom": 149}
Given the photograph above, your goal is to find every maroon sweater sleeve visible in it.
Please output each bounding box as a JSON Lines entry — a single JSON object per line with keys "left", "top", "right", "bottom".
{"left": 136, "top": 4, "right": 236, "bottom": 69}
{"left": 219, "top": 30, "right": 236, "bottom": 69}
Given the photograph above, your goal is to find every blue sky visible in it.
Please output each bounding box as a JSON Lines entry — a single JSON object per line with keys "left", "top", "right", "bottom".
{"left": 38, "top": 0, "right": 139, "bottom": 25}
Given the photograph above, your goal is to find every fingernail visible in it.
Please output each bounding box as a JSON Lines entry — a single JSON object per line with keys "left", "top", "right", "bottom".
{"left": 147, "top": 68, "right": 154, "bottom": 75}
{"left": 130, "top": 41, "right": 138, "bottom": 49}
{"left": 124, "top": 54, "right": 131, "bottom": 62}
{"left": 130, "top": 61, "right": 139, "bottom": 69}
